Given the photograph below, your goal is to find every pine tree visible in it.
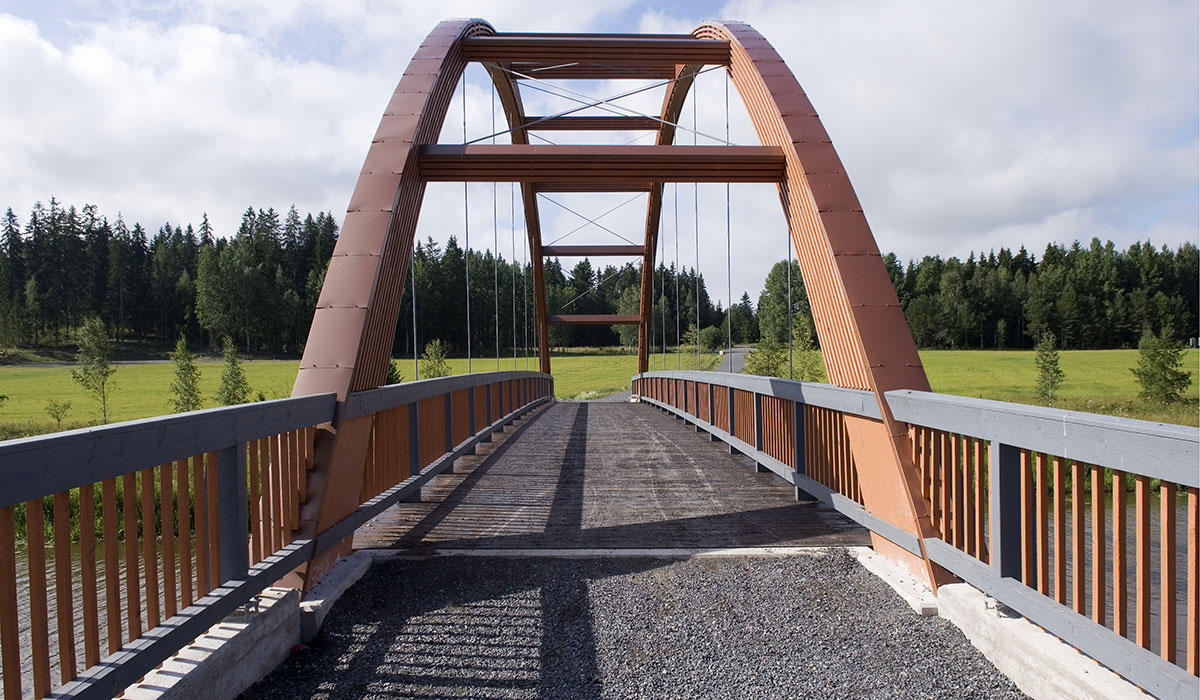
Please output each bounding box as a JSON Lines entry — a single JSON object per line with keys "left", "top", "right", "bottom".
{"left": 793, "top": 319, "right": 825, "bottom": 382}
{"left": 1131, "top": 326, "right": 1191, "bottom": 404}
{"left": 1034, "top": 331, "right": 1064, "bottom": 404}
{"left": 169, "top": 333, "right": 203, "bottom": 412}
{"left": 744, "top": 336, "right": 786, "bottom": 377}
{"left": 214, "top": 336, "right": 251, "bottom": 405}
{"left": 419, "top": 339, "right": 450, "bottom": 379}
{"left": 71, "top": 316, "right": 116, "bottom": 422}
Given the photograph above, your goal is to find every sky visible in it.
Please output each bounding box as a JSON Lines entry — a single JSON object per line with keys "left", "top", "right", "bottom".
{"left": 0, "top": 0, "right": 1196, "bottom": 305}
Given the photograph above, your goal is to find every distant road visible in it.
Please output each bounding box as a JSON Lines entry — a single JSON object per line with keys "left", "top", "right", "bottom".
{"left": 716, "top": 344, "right": 750, "bottom": 373}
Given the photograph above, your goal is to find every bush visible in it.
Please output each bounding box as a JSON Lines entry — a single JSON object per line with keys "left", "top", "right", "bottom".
{"left": 744, "top": 337, "right": 786, "bottom": 378}
{"left": 419, "top": 339, "right": 450, "bottom": 379}
{"left": 699, "top": 325, "right": 723, "bottom": 352}
{"left": 1034, "top": 331, "right": 1063, "bottom": 404}
{"left": 1132, "top": 326, "right": 1191, "bottom": 404}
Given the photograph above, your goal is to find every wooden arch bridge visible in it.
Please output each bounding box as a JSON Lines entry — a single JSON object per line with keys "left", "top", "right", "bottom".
{"left": 0, "top": 19, "right": 1196, "bottom": 700}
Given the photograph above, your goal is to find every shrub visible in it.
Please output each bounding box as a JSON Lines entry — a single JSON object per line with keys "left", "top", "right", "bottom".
{"left": 419, "top": 339, "right": 450, "bottom": 379}
{"left": 1132, "top": 326, "right": 1191, "bottom": 404}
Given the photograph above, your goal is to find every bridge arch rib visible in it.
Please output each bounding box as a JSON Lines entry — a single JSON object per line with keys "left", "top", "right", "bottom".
{"left": 292, "top": 18, "right": 947, "bottom": 588}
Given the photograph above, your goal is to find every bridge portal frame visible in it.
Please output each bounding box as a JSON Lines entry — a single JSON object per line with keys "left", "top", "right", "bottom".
{"left": 292, "top": 18, "right": 947, "bottom": 589}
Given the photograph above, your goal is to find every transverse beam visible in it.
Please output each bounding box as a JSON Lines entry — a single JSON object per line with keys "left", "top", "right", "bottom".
{"left": 541, "top": 245, "right": 644, "bottom": 257}
{"left": 461, "top": 35, "right": 730, "bottom": 67}
{"left": 547, "top": 314, "right": 642, "bottom": 325}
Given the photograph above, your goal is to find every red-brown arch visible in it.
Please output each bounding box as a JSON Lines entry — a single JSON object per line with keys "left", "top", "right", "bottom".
{"left": 291, "top": 19, "right": 948, "bottom": 589}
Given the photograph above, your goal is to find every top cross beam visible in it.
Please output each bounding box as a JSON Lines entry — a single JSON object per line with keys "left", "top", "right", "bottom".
{"left": 459, "top": 34, "right": 731, "bottom": 70}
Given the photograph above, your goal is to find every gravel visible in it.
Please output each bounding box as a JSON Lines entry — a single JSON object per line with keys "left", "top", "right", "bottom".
{"left": 239, "top": 550, "right": 1025, "bottom": 699}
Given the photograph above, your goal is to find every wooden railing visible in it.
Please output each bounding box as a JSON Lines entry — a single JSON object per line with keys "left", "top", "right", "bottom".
{"left": 0, "top": 371, "right": 552, "bottom": 700}
{"left": 634, "top": 370, "right": 1198, "bottom": 700}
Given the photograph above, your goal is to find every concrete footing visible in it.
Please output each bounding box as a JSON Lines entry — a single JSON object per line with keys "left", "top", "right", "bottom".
{"left": 850, "top": 547, "right": 938, "bottom": 616}
{"left": 937, "top": 583, "right": 1151, "bottom": 700}
{"left": 299, "top": 552, "right": 373, "bottom": 642}
{"left": 120, "top": 588, "right": 299, "bottom": 700}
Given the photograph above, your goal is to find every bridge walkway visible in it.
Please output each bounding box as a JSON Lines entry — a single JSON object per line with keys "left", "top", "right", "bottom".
{"left": 352, "top": 400, "right": 868, "bottom": 552}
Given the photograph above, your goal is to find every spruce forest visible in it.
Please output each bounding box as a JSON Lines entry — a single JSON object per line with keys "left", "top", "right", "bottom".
{"left": 0, "top": 199, "right": 1196, "bottom": 356}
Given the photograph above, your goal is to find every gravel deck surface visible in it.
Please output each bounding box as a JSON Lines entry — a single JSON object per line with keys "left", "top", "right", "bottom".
{"left": 240, "top": 551, "right": 1025, "bottom": 700}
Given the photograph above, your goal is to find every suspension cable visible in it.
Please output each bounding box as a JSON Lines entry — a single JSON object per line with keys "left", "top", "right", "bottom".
{"left": 412, "top": 239, "right": 419, "bottom": 380}
{"left": 725, "top": 69, "right": 732, "bottom": 370}
{"left": 493, "top": 87, "right": 500, "bottom": 370}
{"left": 787, "top": 225, "right": 793, "bottom": 380}
{"left": 471, "top": 64, "right": 730, "bottom": 146}
{"left": 660, "top": 192, "right": 666, "bottom": 370}
{"left": 511, "top": 182, "right": 517, "bottom": 368}
{"left": 693, "top": 79, "right": 700, "bottom": 370}
{"left": 462, "top": 71, "right": 472, "bottom": 374}
{"left": 674, "top": 181, "right": 680, "bottom": 369}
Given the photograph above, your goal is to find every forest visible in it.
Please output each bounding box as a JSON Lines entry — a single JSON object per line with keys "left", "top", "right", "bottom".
{"left": 0, "top": 199, "right": 1196, "bottom": 356}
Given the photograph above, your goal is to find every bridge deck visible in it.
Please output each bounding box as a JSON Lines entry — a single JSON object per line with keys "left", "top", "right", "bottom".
{"left": 354, "top": 401, "right": 869, "bottom": 551}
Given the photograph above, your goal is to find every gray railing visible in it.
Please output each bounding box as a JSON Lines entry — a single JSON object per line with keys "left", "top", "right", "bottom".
{"left": 0, "top": 371, "right": 552, "bottom": 700}
{"left": 633, "top": 370, "right": 1199, "bottom": 700}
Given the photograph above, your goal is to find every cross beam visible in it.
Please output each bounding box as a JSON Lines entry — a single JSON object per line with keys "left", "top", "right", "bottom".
{"left": 547, "top": 314, "right": 642, "bottom": 325}
{"left": 525, "top": 116, "right": 662, "bottom": 131}
{"left": 542, "top": 245, "right": 644, "bottom": 257}
{"left": 417, "top": 145, "right": 786, "bottom": 183}
{"left": 461, "top": 34, "right": 730, "bottom": 67}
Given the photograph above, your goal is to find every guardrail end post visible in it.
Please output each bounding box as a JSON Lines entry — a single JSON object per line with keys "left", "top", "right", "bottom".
{"left": 216, "top": 442, "right": 249, "bottom": 582}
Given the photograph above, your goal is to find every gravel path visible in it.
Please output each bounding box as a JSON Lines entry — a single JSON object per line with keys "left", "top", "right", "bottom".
{"left": 240, "top": 551, "right": 1025, "bottom": 699}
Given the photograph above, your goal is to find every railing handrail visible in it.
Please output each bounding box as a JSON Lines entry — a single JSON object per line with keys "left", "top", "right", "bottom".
{"left": 0, "top": 393, "right": 338, "bottom": 509}
{"left": 886, "top": 389, "right": 1199, "bottom": 488}
{"left": 632, "top": 370, "right": 880, "bottom": 419}
{"left": 343, "top": 370, "right": 553, "bottom": 419}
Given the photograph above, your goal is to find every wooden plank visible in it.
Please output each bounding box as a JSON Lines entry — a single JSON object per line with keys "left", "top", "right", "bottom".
{"left": 0, "top": 506, "right": 21, "bottom": 700}
{"left": 1021, "top": 449, "right": 1035, "bottom": 586}
{"left": 460, "top": 34, "right": 731, "bottom": 66}
{"left": 79, "top": 483, "right": 99, "bottom": 668}
{"left": 547, "top": 314, "right": 642, "bottom": 325}
{"left": 1188, "top": 486, "right": 1198, "bottom": 674}
{"left": 140, "top": 467, "right": 161, "bottom": 630}
{"left": 1054, "top": 456, "right": 1066, "bottom": 604}
{"left": 1136, "top": 474, "right": 1151, "bottom": 649}
{"left": 122, "top": 474, "right": 141, "bottom": 639}
{"left": 1036, "top": 453, "right": 1049, "bottom": 594}
{"left": 975, "top": 439, "right": 987, "bottom": 563}
{"left": 1092, "top": 464, "right": 1106, "bottom": 626}
{"left": 1113, "top": 470, "right": 1127, "bottom": 637}
{"left": 101, "top": 478, "right": 121, "bottom": 653}
{"left": 53, "top": 490, "right": 77, "bottom": 683}
{"left": 1072, "top": 461, "right": 1085, "bottom": 615}
{"left": 26, "top": 498, "right": 50, "bottom": 699}
{"left": 160, "top": 463, "right": 176, "bottom": 619}
{"left": 206, "top": 452, "right": 221, "bottom": 590}
{"left": 175, "top": 460, "right": 192, "bottom": 609}
{"left": 249, "top": 441, "right": 261, "bottom": 564}
{"left": 1162, "top": 482, "right": 1177, "bottom": 662}
{"left": 525, "top": 116, "right": 661, "bottom": 131}
{"left": 192, "top": 457, "right": 209, "bottom": 597}
{"left": 541, "top": 245, "right": 644, "bottom": 257}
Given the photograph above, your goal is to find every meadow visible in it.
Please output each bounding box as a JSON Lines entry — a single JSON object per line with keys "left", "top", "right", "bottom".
{"left": 0, "top": 348, "right": 1194, "bottom": 437}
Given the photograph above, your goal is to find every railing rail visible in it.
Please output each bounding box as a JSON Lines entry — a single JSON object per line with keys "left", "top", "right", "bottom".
{"left": 633, "top": 370, "right": 1199, "bottom": 700}
{"left": 0, "top": 371, "right": 552, "bottom": 700}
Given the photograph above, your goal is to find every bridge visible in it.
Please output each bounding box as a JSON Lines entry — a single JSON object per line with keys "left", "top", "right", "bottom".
{"left": 0, "top": 18, "right": 1196, "bottom": 700}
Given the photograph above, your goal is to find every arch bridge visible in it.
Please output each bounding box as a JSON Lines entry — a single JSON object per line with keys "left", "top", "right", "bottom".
{"left": 0, "top": 19, "right": 1196, "bottom": 700}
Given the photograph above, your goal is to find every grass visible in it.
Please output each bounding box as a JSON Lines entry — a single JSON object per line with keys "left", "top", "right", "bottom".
{"left": 0, "top": 347, "right": 1195, "bottom": 438}
{"left": 919, "top": 349, "right": 1199, "bottom": 426}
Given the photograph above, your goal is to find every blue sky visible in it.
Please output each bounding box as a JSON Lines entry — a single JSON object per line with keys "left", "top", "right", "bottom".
{"left": 0, "top": 0, "right": 1196, "bottom": 302}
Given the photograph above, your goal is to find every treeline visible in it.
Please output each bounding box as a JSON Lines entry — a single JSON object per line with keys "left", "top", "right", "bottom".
{"left": 0, "top": 199, "right": 1195, "bottom": 354}
{"left": 0, "top": 199, "right": 338, "bottom": 352}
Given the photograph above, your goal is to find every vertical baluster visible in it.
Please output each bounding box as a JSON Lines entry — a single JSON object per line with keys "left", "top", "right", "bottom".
{"left": 79, "top": 483, "right": 99, "bottom": 668}
{"left": 1161, "top": 482, "right": 1177, "bottom": 663}
{"left": 247, "top": 441, "right": 260, "bottom": 564}
{"left": 160, "top": 462, "right": 176, "bottom": 619}
{"left": 1071, "top": 461, "right": 1086, "bottom": 615}
{"left": 122, "top": 473, "right": 141, "bottom": 638}
{"left": 262, "top": 438, "right": 277, "bottom": 554}
{"left": 140, "top": 467, "right": 160, "bottom": 629}
{"left": 1136, "top": 474, "right": 1150, "bottom": 649}
{"left": 1021, "top": 450, "right": 1035, "bottom": 587}
{"left": 1053, "top": 456, "right": 1066, "bottom": 604}
{"left": 206, "top": 452, "right": 221, "bottom": 590}
{"left": 930, "top": 429, "right": 942, "bottom": 535}
{"left": 1187, "top": 486, "right": 1198, "bottom": 674}
{"left": 27, "top": 498, "right": 51, "bottom": 698}
{"left": 101, "top": 478, "right": 121, "bottom": 653}
{"left": 0, "top": 505, "right": 21, "bottom": 700}
{"left": 1091, "top": 465, "right": 1106, "bottom": 627}
{"left": 1113, "top": 470, "right": 1127, "bottom": 638}
{"left": 963, "top": 438, "right": 976, "bottom": 557}
{"left": 975, "top": 439, "right": 987, "bottom": 563}
{"left": 175, "top": 460, "right": 192, "bottom": 609}
{"left": 1034, "top": 453, "right": 1047, "bottom": 594}
{"left": 193, "top": 456, "right": 209, "bottom": 596}
{"left": 53, "top": 490, "right": 77, "bottom": 683}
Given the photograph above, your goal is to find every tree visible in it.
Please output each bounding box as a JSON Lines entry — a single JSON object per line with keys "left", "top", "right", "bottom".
{"left": 45, "top": 400, "right": 71, "bottom": 430}
{"left": 385, "top": 359, "right": 403, "bottom": 385}
{"left": 792, "top": 319, "right": 826, "bottom": 382}
{"left": 699, "top": 325, "right": 723, "bottom": 352}
{"left": 1131, "top": 326, "right": 1191, "bottom": 404}
{"left": 1034, "top": 331, "right": 1063, "bottom": 404}
{"left": 72, "top": 316, "right": 117, "bottom": 422}
{"left": 168, "top": 333, "right": 203, "bottom": 412}
{"left": 419, "top": 339, "right": 450, "bottom": 379}
{"left": 214, "top": 336, "right": 251, "bottom": 405}
{"left": 744, "top": 336, "right": 786, "bottom": 378}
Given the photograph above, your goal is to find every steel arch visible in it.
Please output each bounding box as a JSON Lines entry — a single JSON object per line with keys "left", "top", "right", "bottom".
{"left": 291, "top": 19, "right": 947, "bottom": 588}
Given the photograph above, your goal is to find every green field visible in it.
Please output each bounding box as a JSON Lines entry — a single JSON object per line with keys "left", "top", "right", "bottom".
{"left": 0, "top": 348, "right": 1195, "bottom": 438}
